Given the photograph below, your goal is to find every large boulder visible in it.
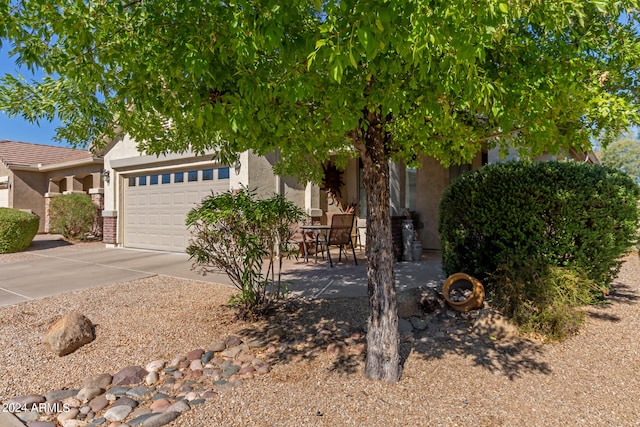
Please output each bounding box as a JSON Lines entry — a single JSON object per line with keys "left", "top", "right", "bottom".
{"left": 43, "top": 313, "right": 95, "bottom": 356}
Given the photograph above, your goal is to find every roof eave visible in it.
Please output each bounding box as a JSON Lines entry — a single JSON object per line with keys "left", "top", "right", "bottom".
{"left": 6, "top": 157, "right": 103, "bottom": 172}
{"left": 38, "top": 157, "right": 104, "bottom": 171}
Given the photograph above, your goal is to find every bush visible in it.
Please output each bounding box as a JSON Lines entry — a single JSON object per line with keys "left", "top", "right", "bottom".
{"left": 49, "top": 194, "right": 97, "bottom": 240}
{"left": 186, "top": 189, "right": 305, "bottom": 318}
{"left": 440, "top": 161, "right": 640, "bottom": 290}
{"left": 490, "top": 258, "right": 602, "bottom": 340}
{"left": 439, "top": 161, "right": 640, "bottom": 339}
{"left": 0, "top": 208, "right": 39, "bottom": 253}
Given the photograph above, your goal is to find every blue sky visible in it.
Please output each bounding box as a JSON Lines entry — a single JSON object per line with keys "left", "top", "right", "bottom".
{"left": 0, "top": 48, "right": 64, "bottom": 147}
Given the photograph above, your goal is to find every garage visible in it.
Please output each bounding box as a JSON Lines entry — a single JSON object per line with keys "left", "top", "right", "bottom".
{"left": 0, "top": 189, "right": 8, "bottom": 208}
{"left": 0, "top": 176, "right": 9, "bottom": 208}
{"left": 123, "top": 166, "right": 230, "bottom": 252}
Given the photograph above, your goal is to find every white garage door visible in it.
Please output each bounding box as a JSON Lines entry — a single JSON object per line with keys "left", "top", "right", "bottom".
{"left": 124, "top": 167, "right": 230, "bottom": 252}
{"left": 0, "top": 189, "right": 8, "bottom": 208}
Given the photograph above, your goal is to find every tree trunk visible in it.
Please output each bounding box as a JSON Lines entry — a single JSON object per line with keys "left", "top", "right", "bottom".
{"left": 355, "top": 111, "right": 401, "bottom": 383}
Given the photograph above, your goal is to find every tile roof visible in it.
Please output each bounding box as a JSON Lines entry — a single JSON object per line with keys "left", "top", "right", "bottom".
{"left": 0, "top": 140, "right": 94, "bottom": 167}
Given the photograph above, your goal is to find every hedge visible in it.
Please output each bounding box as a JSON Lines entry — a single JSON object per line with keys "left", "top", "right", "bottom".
{"left": 439, "top": 161, "right": 640, "bottom": 292}
{"left": 0, "top": 208, "right": 39, "bottom": 253}
{"left": 49, "top": 193, "right": 97, "bottom": 240}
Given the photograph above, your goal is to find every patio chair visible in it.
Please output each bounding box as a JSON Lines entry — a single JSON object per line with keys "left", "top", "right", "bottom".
{"left": 317, "top": 213, "right": 358, "bottom": 267}
{"left": 288, "top": 222, "right": 312, "bottom": 261}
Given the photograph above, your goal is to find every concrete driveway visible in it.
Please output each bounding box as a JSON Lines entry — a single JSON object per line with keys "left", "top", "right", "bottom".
{"left": 0, "top": 235, "right": 445, "bottom": 307}
{"left": 0, "top": 236, "right": 232, "bottom": 307}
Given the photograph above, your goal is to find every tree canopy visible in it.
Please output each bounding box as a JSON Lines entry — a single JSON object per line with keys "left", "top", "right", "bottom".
{"left": 601, "top": 137, "right": 640, "bottom": 183}
{"left": 2, "top": 1, "right": 638, "bottom": 174}
{"left": 2, "top": 0, "right": 640, "bottom": 382}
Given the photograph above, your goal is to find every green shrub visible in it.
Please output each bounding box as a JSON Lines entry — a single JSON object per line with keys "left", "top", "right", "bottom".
{"left": 439, "top": 161, "right": 640, "bottom": 340}
{"left": 49, "top": 194, "right": 97, "bottom": 240}
{"left": 0, "top": 208, "right": 39, "bottom": 253}
{"left": 440, "top": 161, "right": 640, "bottom": 290}
{"left": 186, "top": 189, "right": 305, "bottom": 318}
{"left": 490, "top": 258, "right": 601, "bottom": 340}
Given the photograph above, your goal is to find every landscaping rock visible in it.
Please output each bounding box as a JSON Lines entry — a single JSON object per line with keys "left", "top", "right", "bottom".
{"left": 17, "top": 411, "right": 39, "bottom": 422}
{"left": 82, "top": 373, "right": 112, "bottom": 389}
{"left": 145, "top": 360, "right": 164, "bottom": 373}
{"left": 149, "top": 398, "right": 171, "bottom": 411}
{"left": 104, "top": 404, "right": 132, "bottom": 422}
{"left": 57, "top": 408, "right": 80, "bottom": 423}
{"left": 112, "top": 396, "right": 139, "bottom": 408}
{"left": 220, "top": 346, "right": 242, "bottom": 358}
{"left": 128, "top": 413, "right": 157, "bottom": 426}
{"left": 189, "top": 359, "right": 203, "bottom": 371}
{"left": 43, "top": 313, "right": 95, "bottom": 356}
{"left": 208, "top": 342, "right": 225, "bottom": 352}
{"left": 26, "top": 422, "right": 57, "bottom": 427}
{"left": 145, "top": 371, "right": 159, "bottom": 386}
{"left": 397, "top": 287, "right": 426, "bottom": 318}
{"left": 224, "top": 336, "right": 242, "bottom": 348}
{"left": 112, "top": 366, "right": 147, "bottom": 386}
{"left": 46, "top": 389, "right": 80, "bottom": 402}
{"left": 7, "top": 394, "right": 45, "bottom": 407}
{"left": 398, "top": 318, "right": 414, "bottom": 336}
{"left": 201, "top": 351, "right": 214, "bottom": 364}
{"left": 186, "top": 349, "right": 204, "bottom": 361}
{"left": 60, "top": 420, "right": 89, "bottom": 427}
{"left": 141, "top": 411, "right": 181, "bottom": 427}
{"left": 410, "top": 317, "right": 428, "bottom": 331}
{"left": 165, "top": 400, "right": 190, "bottom": 413}
{"left": 77, "top": 387, "right": 103, "bottom": 402}
{"left": 126, "top": 386, "right": 150, "bottom": 399}
{"left": 89, "top": 395, "right": 109, "bottom": 412}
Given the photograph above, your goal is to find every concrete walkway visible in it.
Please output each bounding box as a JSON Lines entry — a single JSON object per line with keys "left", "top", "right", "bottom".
{"left": 0, "top": 235, "right": 445, "bottom": 307}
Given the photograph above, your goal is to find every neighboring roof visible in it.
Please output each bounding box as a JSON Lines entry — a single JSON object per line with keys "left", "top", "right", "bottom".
{"left": 567, "top": 147, "right": 601, "bottom": 165}
{"left": 0, "top": 140, "right": 94, "bottom": 168}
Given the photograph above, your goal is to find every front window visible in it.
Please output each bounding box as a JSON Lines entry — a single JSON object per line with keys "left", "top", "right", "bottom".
{"left": 218, "top": 167, "right": 230, "bottom": 179}
{"left": 202, "top": 169, "right": 214, "bottom": 181}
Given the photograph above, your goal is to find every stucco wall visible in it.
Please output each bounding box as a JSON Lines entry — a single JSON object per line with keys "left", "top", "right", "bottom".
{"left": 415, "top": 157, "right": 450, "bottom": 251}
{"left": 250, "top": 151, "right": 306, "bottom": 207}
{"left": 103, "top": 136, "right": 142, "bottom": 212}
{"left": 12, "top": 170, "right": 47, "bottom": 231}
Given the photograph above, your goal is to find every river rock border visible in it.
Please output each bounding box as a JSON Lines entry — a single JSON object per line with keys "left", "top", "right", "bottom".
{"left": 2, "top": 335, "right": 274, "bottom": 427}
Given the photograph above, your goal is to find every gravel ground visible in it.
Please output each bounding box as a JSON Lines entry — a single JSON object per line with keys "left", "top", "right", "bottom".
{"left": 1, "top": 253, "right": 639, "bottom": 426}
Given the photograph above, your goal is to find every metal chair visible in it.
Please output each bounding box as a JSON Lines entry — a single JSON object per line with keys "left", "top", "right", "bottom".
{"left": 317, "top": 213, "right": 358, "bottom": 267}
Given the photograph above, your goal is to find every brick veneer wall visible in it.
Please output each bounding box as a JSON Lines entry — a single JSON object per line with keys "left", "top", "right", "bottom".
{"left": 90, "top": 192, "right": 104, "bottom": 239}
{"left": 102, "top": 214, "right": 117, "bottom": 244}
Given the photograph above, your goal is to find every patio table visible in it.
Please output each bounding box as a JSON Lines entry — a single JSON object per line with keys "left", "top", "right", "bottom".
{"left": 300, "top": 224, "right": 330, "bottom": 263}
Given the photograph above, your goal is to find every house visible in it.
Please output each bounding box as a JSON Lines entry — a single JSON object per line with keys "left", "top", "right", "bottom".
{"left": 0, "top": 140, "right": 104, "bottom": 233}
{"left": 99, "top": 135, "right": 488, "bottom": 253}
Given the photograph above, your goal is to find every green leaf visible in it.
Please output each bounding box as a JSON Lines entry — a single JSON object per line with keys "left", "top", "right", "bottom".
{"left": 348, "top": 50, "right": 358, "bottom": 68}
{"left": 331, "top": 61, "right": 343, "bottom": 83}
